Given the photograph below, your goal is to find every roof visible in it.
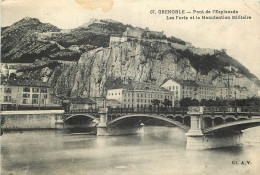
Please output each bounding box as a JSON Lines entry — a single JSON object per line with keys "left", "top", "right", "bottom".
{"left": 161, "top": 78, "right": 197, "bottom": 86}
{"left": 2, "top": 80, "right": 49, "bottom": 88}
{"left": 233, "top": 85, "right": 248, "bottom": 91}
{"left": 161, "top": 78, "right": 214, "bottom": 87}
{"left": 109, "top": 82, "right": 171, "bottom": 92}
{"left": 70, "top": 98, "right": 95, "bottom": 104}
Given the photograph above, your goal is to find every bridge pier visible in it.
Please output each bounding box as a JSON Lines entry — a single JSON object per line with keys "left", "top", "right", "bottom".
{"left": 186, "top": 107, "right": 242, "bottom": 150}
{"left": 186, "top": 113, "right": 204, "bottom": 150}
{"left": 97, "top": 108, "right": 109, "bottom": 136}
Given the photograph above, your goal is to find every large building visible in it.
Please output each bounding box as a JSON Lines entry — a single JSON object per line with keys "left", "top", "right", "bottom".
{"left": 216, "top": 86, "right": 251, "bottom": 99}
{"left": 1, "top": 81, "right": 57, "bottom": 110}
{"left": 160, "top": 79, "right": 216, "bottom": 106}
{"left": 106, "top": 83, "right": 174, "bottom": 108}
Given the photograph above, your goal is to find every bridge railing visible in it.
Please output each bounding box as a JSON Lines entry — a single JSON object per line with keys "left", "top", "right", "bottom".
{"left": 107, "top": 107, "right": 188, "bottom": 115}
{"left": 65, "top": 108, "right": 99, "bottom": 114}
{"left": 203, "top": 106, "right": 260, "bottom": 113}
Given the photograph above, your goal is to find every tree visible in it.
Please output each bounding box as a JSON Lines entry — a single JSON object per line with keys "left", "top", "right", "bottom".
{"left": 151, "top": 99, "right": 161, "bottom": 108}
{"left": 200, "top": 99, "right": 207, "bottom": 106}
{"left": 207, "top": 99, "right": 215, "bottom": 106}
{"left": 179, "top": 98, "right": 193, "bottom": 107}
{"left": 191, "top": 99, "right": 200, "bottom": 106}
{"left": 162, "top": 98, "right": 172, "bottom": 109}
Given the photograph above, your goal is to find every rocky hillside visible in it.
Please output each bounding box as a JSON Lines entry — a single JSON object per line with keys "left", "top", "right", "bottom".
{"left": 2, "top": 18, "right": 259, "bottom": 98}
{"left": 1, "top": 18, "right": 132, "bottom": 63}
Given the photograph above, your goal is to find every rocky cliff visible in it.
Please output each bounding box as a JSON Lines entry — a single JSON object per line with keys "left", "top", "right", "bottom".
{"left": 11, "top": 40, "right": 258, "bottom": 98}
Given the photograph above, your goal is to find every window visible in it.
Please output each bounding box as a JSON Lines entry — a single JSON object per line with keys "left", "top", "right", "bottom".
{"left": 23, "top": 94, "right": 30, "bottom": 98}
{"left": 4, "top": 88, "right": 11, "bottom": 93}
{"left": 115, "top": 93, "right": 117, "bottom": 95}
{"left": 41, "top": 88, "right": 47, "bottom": 93}
{"left": 43, "top": 95, "right": 47, "bottom": 99}
{"left": 23, "top": 87, "right": 30, "bottom": 92}
{"left": 32, "top": 88, "right": 39, "bottom": 93}
{"left": 32, "top": 94, "right": 39, "bottom": 98}
{"left": 4, "top": 96, "right": 11, "bottom": 102}
{"left": 169, "top": 86, "right": 171, "bottom": 90}
{"left": 119, "top": 93, "right": 120, "bottom": 95}
{"left": 23, "top": 99, "right": 29, "bottom": 104}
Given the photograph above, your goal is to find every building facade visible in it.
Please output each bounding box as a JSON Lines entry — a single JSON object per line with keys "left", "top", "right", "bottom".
{"left": 216, "top": 86, "right": 250, "bottom": 99}
{"left": 1, "top": 81, "right": 52, "bottom": 110}
{"left": 106, "top": 83, "right": 174, "bottom": 108}
{"left": 160, "top": 79, "right": 216, "bottom": 106}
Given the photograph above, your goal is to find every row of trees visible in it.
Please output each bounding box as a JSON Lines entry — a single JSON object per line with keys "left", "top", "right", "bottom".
{"left": 151, "top": 99, "right": 172, "bottom": 109}
{"left": 179, "top": 97, "right": 260, "bottom": 107}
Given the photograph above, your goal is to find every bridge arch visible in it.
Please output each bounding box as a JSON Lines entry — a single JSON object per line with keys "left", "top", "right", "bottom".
{"left": 213, "top": 117, "right": 224, "bottom": 125}
{"left": 224, "top": 117, "right": 236, "bottom": 123}
{"left": 166, "top": 115, "right": 175, "bottom": 120}
{"left": 107, "top": 114, "right": 190, "bottom": 132}
{"left": 175, "top": 116, "right": 183, "bottom": 123}
{"left": 64, "top": 114, "right": 99, "bottom": 122}
{"left": 183, "top": 116, "right": 191, "bottom": 127}
{"left": 203, "top": 118, "right": 260, "bottom": 134}
{"left": 202, "top": 117, "right": 213, "bottom": 128}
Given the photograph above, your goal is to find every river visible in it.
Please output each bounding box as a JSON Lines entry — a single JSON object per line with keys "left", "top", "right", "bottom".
{"left": 1, "top": 126, "right": 260, "bottom": 175}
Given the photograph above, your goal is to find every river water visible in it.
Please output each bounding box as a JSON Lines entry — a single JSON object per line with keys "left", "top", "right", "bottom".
{"left": 1, "top": 126, "right": 260, "bottom": 175}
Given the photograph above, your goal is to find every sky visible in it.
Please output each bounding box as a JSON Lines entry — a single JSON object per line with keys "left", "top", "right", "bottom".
{"left": 1, "top": 0, "right": 260, "bottom": 79}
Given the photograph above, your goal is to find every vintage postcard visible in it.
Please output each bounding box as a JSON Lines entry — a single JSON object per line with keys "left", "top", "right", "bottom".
{"left": 1, "top": 0, "right": 260, "bottom": 175}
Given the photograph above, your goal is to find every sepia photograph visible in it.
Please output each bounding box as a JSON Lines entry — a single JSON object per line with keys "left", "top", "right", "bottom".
{"left": 1, "top": 0, "right": 260, "bottom": 174}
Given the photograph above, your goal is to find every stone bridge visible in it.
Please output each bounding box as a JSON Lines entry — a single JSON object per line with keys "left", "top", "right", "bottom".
{"left": 63, "top": 107, "right": 260, "bottom": 150}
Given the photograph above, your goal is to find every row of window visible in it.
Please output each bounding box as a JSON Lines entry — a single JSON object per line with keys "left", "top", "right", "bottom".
{"left": 23, "top": 87, "right": 48, "bottom": 93}
{"left": 108, "top": 92, "right": 174, "bottom": 100}
{"left": 182, "top": 86, "right": 195, "bottom": 90}
{"left": 4, "top": 88, "right": 11, "bottom": 93}
{"left": 199, "top": 87, "right": 215, "bottom": 91}
{"left": 108, "top": 92, "right": 121, "bottom": 96}
{"left": 198, "top": 91, "right": 215, "bottom": 95}
{"left": 167, "top": 86, "right": 179, "bottom": 90}
{"left": 23, "top": 94, "right": 48, "bottom": 99}
{"left": 22, "top": 98, "right": 47, "bottom": 104}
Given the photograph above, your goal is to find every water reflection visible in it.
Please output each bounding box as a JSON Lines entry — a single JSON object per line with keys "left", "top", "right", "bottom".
{"left": 1, "top": 126, "right": 260, "bottom": 175}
